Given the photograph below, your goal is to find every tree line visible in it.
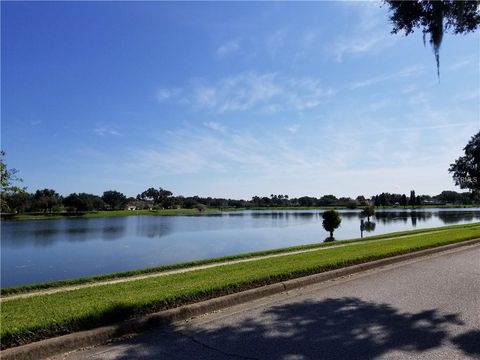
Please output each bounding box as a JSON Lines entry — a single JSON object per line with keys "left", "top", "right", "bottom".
{"left": 1, "top": 186, "right": 478, "bottom": 214}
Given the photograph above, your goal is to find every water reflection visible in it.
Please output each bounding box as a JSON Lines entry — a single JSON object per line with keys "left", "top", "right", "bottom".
{"left": 2, "top": 217, "right": 128, "bottom": 247}
{"left": 437, "top": 211, "right": 480, "bottom": 224}
{"left": 2, "top": 209, "right": 480, "bottom": 287}
{"left": 135, "top": 217, "right": 174, "bottom": 238}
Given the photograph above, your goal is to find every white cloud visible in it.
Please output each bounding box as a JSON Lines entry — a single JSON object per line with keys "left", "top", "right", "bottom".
{"left": 124, "top": 126, "right": 323, "bottom": 178}
{"left": 204, "top": 121, "right": 227, "bottom": 133}
{"left": 118, "top": 117, "right": 475, "bottom": 197}
{"left": 93, "top": 124, "right": 122, "bottom": 137}
{"left": 286, "top": 124, "right": 300, "bottom": 134}
{"left": 349, "top": 64, "right": 426, "bottom": 90}
{"left": 330, "top": 1, "right": 395, "bottom": 62}
{"left": 447, "top": 59, "right": 472, "bottom": 72}
{"left": 333, "top": 33, "right": 393, "bottom": 63}
{"left": 156, "top": 88, "right": 182, "bottom": 102}
{"left": 157, "top": 72, "right": 334, "bottom": 114}
{"left": 453, "top": 89, "right": 480, "bottom": 102}
{"left": 216, "top": 39, "right": 241, "bottom": 58}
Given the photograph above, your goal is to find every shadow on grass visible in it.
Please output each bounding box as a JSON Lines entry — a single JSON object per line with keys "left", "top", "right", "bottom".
{"left": 111, "top": 297, "right": 475, "bottom": 359}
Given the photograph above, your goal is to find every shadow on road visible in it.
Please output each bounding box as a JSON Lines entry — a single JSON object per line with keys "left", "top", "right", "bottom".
{"left": 451, "top": 330, "right": 480, "bottom": 357}
{"left": 112, "top": 297, "right": 477, "bottom": 359}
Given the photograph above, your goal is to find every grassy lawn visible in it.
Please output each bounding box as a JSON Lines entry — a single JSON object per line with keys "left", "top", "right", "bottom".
{"left": 11, "top": 208, "right": 222, "bottom": 221}
{"left": 9, "top": 205, "right": 480, "bottom": 221}
{"left": 1, "top": 224, "right": 480, "bottom": 349}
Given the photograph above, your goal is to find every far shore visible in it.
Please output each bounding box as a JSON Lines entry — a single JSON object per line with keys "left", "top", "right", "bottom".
{"left": 3, "top": 204, "right": 480, "bottom": 221}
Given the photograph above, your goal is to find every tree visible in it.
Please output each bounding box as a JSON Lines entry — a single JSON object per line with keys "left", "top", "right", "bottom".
{"left": 362, "top": 205, "right": 375, "bottom": 222}
{"left": 408, "top": 190, "right": 417, "bottom": 207}
{"left": 449, "top": 131, "right": 480, "bottom": 197}
{"left": 32, "top": 189, "right": 62, "bottom": 213}
{"left": 318, "top": 195, "right": 337, "bottom": 206}
{"left": 1, "top": 151, "right": 26, "bottom": 212}
{"left": 385, "top": 1, "right": 480, "bottom": 76}
{"left": 0, "top": 151, "right": 24, "bottom": 193}
{"left": 64, "top": 193, "right": 105, "bottom": 212}
{"left": 2, "top": 191, "right": 31, "bottom": 213}
{"left": 102, "top": 190, "right": 127, "bottom": 210}
{"left": 322, "top": 209, "right": 342, "bottom": 241}
{"left": 400, "top": 194, "right": 408, "bottom": 207}
{"left": 356, "top": 195, "right": 368, "bottom": 206}
{"left": 379, "top": 193, "right": 390, "bottom": 207}
{"left": 137, "top": 187, "right": 173, "bottom": 208}
{"left": 346, "top": 199, "right": 358, "bottom": 209}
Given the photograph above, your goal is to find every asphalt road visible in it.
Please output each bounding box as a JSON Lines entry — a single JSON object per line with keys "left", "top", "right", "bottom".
{"left": 60, "top": 244, "right": 480, "bottom": 360}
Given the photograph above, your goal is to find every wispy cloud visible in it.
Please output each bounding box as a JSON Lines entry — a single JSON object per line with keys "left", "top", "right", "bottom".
{"left": 93, "top": 123, "right": 122, "bottom": 137}
{"left": 204, "top": 121, "right": 226, "bottom": 133}
{"left": 349, "top": 64, "right": 426, "bottom": 89}
{"left": 156, "top": 88, "right": 183, "bottom": 102}
{"left": 117, "top": 114, "right": 476, "bottom": 197}
{"left": 156, "top": 72, "right": 334, "bottom": 114}
{"left": 124, "top": 126, "right": 324, "bottom": 178}
{"left": 330, "top": 2, "right": 395, "bottom": 62}
{"left": 453, "top": 89, "right": 480, "bottom": 102}
{"left": 447, "top": 59, "right": 472, "bottom": 72}
{"left": 286, "top": 124, "right": 301, "bottom": 134}
{"left": 216, "top": 39, "right": 241, "bottom": 58}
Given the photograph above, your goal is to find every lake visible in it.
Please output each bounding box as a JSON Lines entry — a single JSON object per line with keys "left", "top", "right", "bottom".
{"left": 2, "top": 208, "right": 480, "bottom": 288}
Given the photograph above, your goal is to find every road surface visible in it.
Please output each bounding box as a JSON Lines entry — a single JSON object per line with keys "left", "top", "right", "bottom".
{"left": 59, "top": 244, "right": 480, "bottom": 359}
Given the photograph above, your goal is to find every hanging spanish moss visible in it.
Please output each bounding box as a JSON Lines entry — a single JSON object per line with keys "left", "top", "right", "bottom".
{"left": 430, "top": 1, "right": 444, "bottom": 79}
{"left": 385, "top": 0, "right": 480, "bottom": 79}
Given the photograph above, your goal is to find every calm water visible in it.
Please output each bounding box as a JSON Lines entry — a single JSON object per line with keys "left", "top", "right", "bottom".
{"left": 2, "top": 209, "right": 480, "bottom": 287}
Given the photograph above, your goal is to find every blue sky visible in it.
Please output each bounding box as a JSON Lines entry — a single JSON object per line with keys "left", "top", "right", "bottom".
{"left": 2, "top": 1, "right": 479, "bottom": 199}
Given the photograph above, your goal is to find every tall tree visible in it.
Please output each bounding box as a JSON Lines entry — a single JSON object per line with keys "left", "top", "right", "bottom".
{"left": 409, "top": 190, "right": 416, "bottom": 207}
{"left": 102, "top": 190, "right": 127, "bottom": 210}
{"left": 385, "top": 1, "right": 480, "bottom": 76}
{"left": 449, "top": 131, "right": 480, "bottom": 197}
{"left": 137, "top": 187, "right": 173, "bottom": 208}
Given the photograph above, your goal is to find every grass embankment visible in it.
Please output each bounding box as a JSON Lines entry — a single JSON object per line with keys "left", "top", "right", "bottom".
{"left": 2, "top": 224, "right": 480, "bottom": 349}
{"left": 11, "top": 204, "right": 480, "bottom": 221}
{"left": 11, "top": 208, "right": 222, "bottom": 221}
{"left": 3, "top": 222, "right": 477, "bottom": 296}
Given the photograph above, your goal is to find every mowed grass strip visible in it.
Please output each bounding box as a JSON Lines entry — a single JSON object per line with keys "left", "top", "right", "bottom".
{"left": 3, "top": 222, "right": 479, "bottom": 296}
{"left": 12, "top": 208, "right": 222, "bottom": 221}
{"left": 2, "top": 225, "right": 480, "bottom": 349}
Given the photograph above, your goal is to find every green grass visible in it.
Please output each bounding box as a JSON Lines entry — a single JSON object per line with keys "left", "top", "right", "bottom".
{"left": 2, "top": 224, "right": 480, "bottom": 349}
{"left": 3, "top": 222, "right": 478, "bottom": 296}
{"left": 11, "top": 208, "right": 222, "bottom": 221}
{"left": 11, "top": 205, "right": 480, "bottom": 221}
{"left": 82, "top": 209, "right": 222, "bottom": 218}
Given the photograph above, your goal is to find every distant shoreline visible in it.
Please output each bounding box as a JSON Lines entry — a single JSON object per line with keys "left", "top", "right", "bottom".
{"left": 3, "top": 205, "right": 480, "bottom": 221}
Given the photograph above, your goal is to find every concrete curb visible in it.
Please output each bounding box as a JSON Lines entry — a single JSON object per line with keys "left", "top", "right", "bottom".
{"left": 2, "top": 238, "right": 480, "bottom": 360}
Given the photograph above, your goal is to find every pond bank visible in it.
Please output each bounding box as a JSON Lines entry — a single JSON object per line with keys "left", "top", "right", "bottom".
{"left": 2, "top": 223, "right": 480, "bottom": 349}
